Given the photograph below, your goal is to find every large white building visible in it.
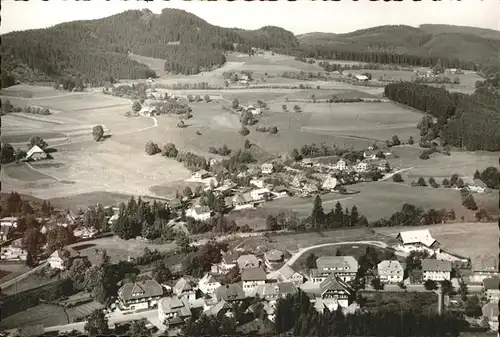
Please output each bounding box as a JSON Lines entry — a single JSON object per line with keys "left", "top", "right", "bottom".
{"left": 422, "top": 259, "right": 452, "bottom": 282}
{"left": 395, "top": 229, "right": 439, "bottom": 254}
{"left": 310, "top": 256, "right": 359, "bottom": 283}
{"left": 198, "top": 273, "right": 222, "bottom": 296}
{"left": 186, "top": 206, "right": 211, "bottom": 221}
{"left": 241, "top": 267, "right": 266, "bottom": 293}
{"left": 377, "top": 260, "right": 404, "bottom": 283}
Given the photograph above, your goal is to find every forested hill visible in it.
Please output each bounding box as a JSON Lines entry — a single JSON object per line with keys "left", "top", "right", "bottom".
{"left": 295, "top": 25, "right": 500, "bottom": 70}
{"left": 1, "top": 8, "right": 298, "bottom": 86}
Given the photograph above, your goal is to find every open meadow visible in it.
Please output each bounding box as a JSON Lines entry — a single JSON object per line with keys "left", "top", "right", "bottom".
{"left": 0, "top": 303, "right": 69, "bottom": 330}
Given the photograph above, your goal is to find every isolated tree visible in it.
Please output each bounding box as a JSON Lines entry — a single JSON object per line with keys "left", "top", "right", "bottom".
{"left": 84, "top": 309, "right": 108, "bottom": 335}
{"left": 417, "top": 177, "right": 427, "bottom": 187}
{"left": 282, "top": 104, "right": 287, "bottom": 112}
{"left": 462, "top": 194, "right": 478, "bottom": 210}
{"left": 419, "top": 151, "right": 430, "bottom": 160}
{"left": 231, "top": 99, "right": 239, "bottom": 109}
{"left": 92, "top": 125, "right": 104, "bottom": 141}
{"left": 2, "top": 99, "right": 14, "bottom": 113}
{"left": 1, "top": 143, "right": 15, "bottom": 163}
{"left": 187, "top": 94, "right": 194, "bottom": 102}
{"left": 456, "top": 178, "right": 465, "bottom": 188}
{"left": 371, "top": 277, "right": 384, "bottom": 290}
{"left": 152, "top": 261, "right": 172, "bottom": 284}
{"left": 305, "top": 253, "right": 317, "bottom": 270}
{"left": 450, "top": 174, "right": 459, "bottom": 186}
{"left": 145, "top": 141, "right": 161, "bottom": 155}
{"left": 311, "top": 94, "right": 316, "bottom": 103}
{"left": 266, "top": 215, "right": 279, "bottom": 231}
{"left": 407, "top": 136, "right": 415, "bottom": 145}
{"left": 392, "top": 173, "right": 403, "bottom": 183}
{"left": 244, "top": 139, "right": 251, "bottom": 149}
{"left": 270, "top": 126, "right": 278, "bottom": 134}
{"left": 350, "top": 205, "right": 359, "bottom": 226}
{"left": 440, "top": 280, "right": 453, "bottom": 295}
{"left": 442, "top": 178, "right": 451, "bottom": 188}
{"left": 428, "top": 177, "right": 439, "bottom": 188}
{"left": 391, "top": 135, "right": 401, "bottom": 146}
{"left": 424, "top": 279, "right": 437, "bottom": 291}
{"left": 290, "top": 149, "right": 301, "bottom": 161}
{"left": 293, "top": 105, "right": 301, "bottom": 112}
{"left": 195, "top": 95, "right": 201, "bottom": 102}
{"left": 27, "top": 136, "right": 48, "bottom": 149}
{"left": 183, "top": 186, "right": 193, "bottom": 198}
{"left": 162, "top": 143, "right": 178, "bottom": 158}
{"left": 311, "top": 195, "right": 324, "bottom": 227}
{"left": 473, "top": 169, "right": 481, "bottom": 180}
{"left": 239, "top": 127, "right": 250, "bottom": 136}
{"left": 132, "top": 101, "right": 141, "bottom": 113}
{"left": 204, "top": 94, "right": 211, "bottom": 102}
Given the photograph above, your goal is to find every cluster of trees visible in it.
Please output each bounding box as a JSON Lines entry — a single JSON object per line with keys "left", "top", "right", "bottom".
{"left": 385, "top": 80, "right": 500, "bottom": 151}
{"left": 255, "top": 125, "right": 279, "bottom": 134}
{"left": 474, "top": 167, "right": 499, "bottom": 189}
{"left": 318, "top": 61, "right": 413, "bottom": 73}
{"left": 112, "top": 197, "right": 173, "bottom": 241}
{"left": 291, "top": 142, "right": 367, "bottom": 162}
{"left": 414, "top": 75, "right": 460, "bottom": 85}
{"left": 459, "top": 189, "right": 478, "bottom": 211}
{"left": 208, "top": 144, "right": 232, "bottom": 156}
{"left": 306, "top": 196, "right": 368, "bottom": 230}
{"left": 145, "top": 141, "right": 161, "bottom": 155}
{"left": 222, "top": 71, "right": 253, "bottom": 82}
{"left": 0, "top": 143, "right": 26, "bottom": 164}
{"left": 371, "top": 203, "right": 455, "bottom": 227}
{"left": 53, "top": 77, "right": 85, "bottom": 92}
{"left": 280, "top": 71, "right": 327, "bottom": 81}
{"left": 0, "top": 100, "right": 51, "bottom": 116}
{"left": 273, "top": 290, "right": 464, "bottom": 337}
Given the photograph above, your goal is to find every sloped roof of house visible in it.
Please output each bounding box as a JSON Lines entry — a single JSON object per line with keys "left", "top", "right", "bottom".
{"left": 355, "top": 75, "right": 369, "bottom": 81}
{"left": 378, "top": 260, "right": 404, "bottom": 273}
{"left": 205, "top": 299, "right": 231, "bottom": 317}
{"left": 472, "top": 179, "right": 487, "bottom": 188}
{"left": 194, "top": 169, "right": 209, "bottom": 176}
{"left": 421, "top": 259, "right": 452, "bottom": 272}
{"left": 193, "top": 205, "right": 210, "bottom": 215}
{"left": 159, "top": 296, "right": 192, "bottom": 317}
{"left": 241, "top": 267, "right": 266, "bottom": 281}
{"left": 482, "top": 277, "right": 500, "bottom": 290}
{"left": 265, "top": 249, "right": 284, "bottom": 262}
{"left": 322, "top": 177, "right": 338, "bottom": 189}
{"left": 200, "top": 272, "right": 220, "bottom": 285}
{"left": 277, "top": 282, "right": 298, "bottom": 295}
{"left": 482, "top": 301, "right": 499, "bottom": 320}
{"left": 255, "top": 283, "right": 280, "bottom": 297}
{"left": 233, "top": 193, "right": 254, "bottom": 204}
{"left": 320, "top": 273, "right": 352, "bottom": 294}
{"left": 237, "top": 254, "right": 260, "bottom": 269}
{"left": 222, "top": 251, "right": 240, "bottom": 265}
{"left": 51, "top": 247, "right": 80, "bottom": 260}
{"left": 273, "top": 185, "right": 288, "bottom": 193}
{"left": 316, "top": 256, "right": 359, "bottom": 273}
{"left": 173, "top": 277, "right": 195, "bottom": 294}
{"left": 397, "top": 229, "right": 436, "bottom": 247}
{"left": 472, "top": 255, "right": 499, "bottom": 272}
{"left": 26, "top": 145, "right": 46, "bottom": 158}
{"left": 278, "top": 265, "right": 299, "bottom": 279}
{"left": 215, "top": 283, "right": 246, "bottom": 301}
{"left": 119, "top": 279, "right": 163, "bottom": 302}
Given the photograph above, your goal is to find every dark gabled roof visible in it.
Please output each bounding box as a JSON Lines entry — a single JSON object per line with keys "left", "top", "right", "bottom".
{"left": 215, "top": 283, "right": 246, "bottom": 302}
{"left": 320, "top": 273, "right": 352, "bottom": 295}
{"left": 241, "top": 267, "right": 266, "bottom": 281}
{"left": 483, "top": 277, "right": 500, "bottom": 290}
{"left": 472, "top": 255, "right": 499, "bottom": 272}
{"left": 119, "top": 279, "right": 163, "bottom": 302}
{"left": 421, "top": 259, "right": 452, "bottom": 272}
{"left": 222, "top": 251, "right": 240, "bottom": 265}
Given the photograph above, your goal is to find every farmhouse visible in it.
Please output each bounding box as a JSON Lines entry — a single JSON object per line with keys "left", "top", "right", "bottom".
{"left": 468, "top": 179, "right": 488, "bottom": 193}
{"left": 395, "top": 229, "right": 439, "bottom": 254}
{"left": 198, "top": 273, "right": 222, "bottom": 296}
{"left": 238, "top": 254, "right": 260, "bottom": 270}
{"left": 319, "top": 273, "right": 354, "bottom": 308}
{"left": 355, "top": 162, "right": 369, "bottom": 173}
{"left": 241, "top": 267, "right": 267, "bottom": 293}
{"left": 322, "top": 176, "right": 338, "bottom": 191}
{"left": 118, "top": 280, "right": 163, "bottom": 311}
{"left": 275, "top": 265, "right": 305, "bottom": 285}
{"left": 173, "top": 277, "right": 197, "bottom": 301}
{"left": 26, "top": 145, "right": 47, "bottom": 161}
{"left": 204, "top": 299, "right": 232, "bottom": 318}
{"left": 377, "top": 260, "right": 404, "bottom": 283}
{"left": 471, "top": 255, "right": 500, "bottom": 283}
{"left": 250, "top": 178, "right": 266, "bottom": 189}
{"left": 310, "top": 256, "right": 359, "bottom": 283}
{"left": 48, "top": 247, "right": 80, "bottom": 270}
{"left": 250, "top": 188, "right": 270, "bottom": 201}
{"left": 158, "top": 296, "right": 192, "bottom": 328}
{"left": 482, "top": 277, "right": 500, "bottom": 302}
{"left": 303, "top": 183, "right": 319, "bottom": 195}
{"left": 192, "top": 169, "right": 210, "bottom": 180}
{"left": 421, "top": 259, "right": 452, "bottom": 281}
{"left": 354, "top": 75, "right": 369, "bottom": 82}
{"left": 139, "top": 105, "right": 157, "bottom": 116}
{"left": 215, "top": 283, "right": 246, "bottom": 303}
{"left": 254, "top": 282, "right": 298, "bottom": 301}
{"left": 211, "top": 250, "right": 240, "bottom": 274}
{"left": 335, "top": 159, "right": 351, "bottom": 171}
{"left": 265, "top": 249, "right": 285, "bottom": 268}
{"left": 232, "top": 193, "right": 263, "bottom": 210}
{"left": 186, "top": 205, "right": 211, "bottom": 221}
{"left": 272, "top": 185, "right": 288, "bottom": 198}
{"left": 261, "top": 163, "right": 274, "bottom": 174}
{"left": 482, "top": 301, "right": 499, "bottom": 331}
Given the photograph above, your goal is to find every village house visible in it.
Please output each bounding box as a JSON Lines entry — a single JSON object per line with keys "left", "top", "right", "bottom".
{"left": 215, "top": 283, "right": 246, "bottom": 303}
{"left": 468, "top": 179, "right": 488, "bottom": 193}
{"left": 1, "top": 244, "right": 27, "bottom": 261}
{"left": 271, "top": 185, "right": 288, "bottom": 198}
{"left": 248, "top": 301, "right": 276, "bottom": 322}
{"left": 250, "top": 178, "right": 266, "bottom": 189}
{"left": 275, "top": 265, "right": 305, "bottom": 285}
{"left": 319, "top": 273, "right": 354, "bottom": 308}
{"left": 186, "top": 205, "right": 211, "bottom": 221}
{"left": 237, "top": 254, "right": 260, "bottom": 270}
{"left": 301, "top": 159, "right": 313, "bottom": 167}
{"left": 335, "top": 159, "right": 352, "bottom": 171}
{"left": 232, "top": 193, "right": 262, "bottom": 210}
{"left": 173, "top": 277, "right": 197, "bottom": 302}
{"left": 377, "top": 260, "right": 404, "bottom": 283}
{"left": 261, "top": 163, "right": 274, "bottom": 175}
{"left": 158, "top": 296, "right": 192, "bottom": 329}
{"left": 482, "top": 277, "right": 500, "bottom": 302}
{"left": 211, "top": 250, "right": 240, "bottom": 274}
{"left": 363, "top": 151, "right": 379, "bottom": 160}
{"left": 395, "top": 229, "right": 439, "bottom": 255}
{"left": 0, "top": 217, "right": 18, "bottom": 228}
{"left": 241, "top": 267, "right": 267, "bottom": 293}
{"left": 255, "top": 282, "right": 298, "bottom": 301}
{"left": 192, "top": 169, "right": 210, "bottom": 180}
{"left": 321, "top": 176, "right": 338, "bottom": 191}
{"left": 303, "top": 183, "right": 319, "bottom": 195}
{"left": 48, "top": 247, "right": 80, "bottom": 270}
{"left": 26, "top": 145, "right": 48, "bottom": 161}
{"left": 265, "top": 249, "right": 285, "bottom": 268}
{"left": 198, "top": 273, "right": 222, "bottom": 296}
{"left": 310, "top": 256, "right": 359, "bottom": 283}
{"left": 139, "top": 105, "right": 157, "bottom": 116}
{"left": 204, "top": 299, "right": 233, "bottom": 318}
{"left": 291, "top": 175, "right": 307, "bottom": 188}
{"left": 354, "top": 74, "right": 369, "bottom": 82}
{"left": 355, "top": 161, "right": 369, "bottom": 173}
{"left": 250, "top": 188, "right": 271, "bottom": 201}
{"left": 118, "top": 279, "right": 163, "bottom": 311}
{"left": 422, "top": 259, "right": 452, "bottom": 281}
{"left": 482, "top": 301, "right": 499, "bottom": 331}
{"left": 471, "top": 255, "right": 500, "bottom": 283}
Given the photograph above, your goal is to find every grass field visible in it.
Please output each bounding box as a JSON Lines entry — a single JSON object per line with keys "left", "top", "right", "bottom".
{"left": 0, "top": 263, "right": 30, "bottom": 284}
{"left": 0, "top": 304, "right": 69, "bottom": 329}
{"left": 3, "top": 163, "right": 56, "bottom": 182}
{"left": 66, "top": 301, "right": 105, "bottom": 322}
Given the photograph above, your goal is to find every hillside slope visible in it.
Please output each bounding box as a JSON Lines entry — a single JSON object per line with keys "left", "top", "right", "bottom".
{"left": 1, "top": 8, "right": 298, "bottom": 86}
{"left": 296, "top": 25, "right": 499, "bottom": 69}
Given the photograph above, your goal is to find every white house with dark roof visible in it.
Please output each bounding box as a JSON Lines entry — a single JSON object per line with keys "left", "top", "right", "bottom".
{"left": 192, "top": 169, "right": 210, "bottom": 180}
{"left": 254, "top": 282, "right": 298, "bottom": 301}
{"left": 173, "top": 277, "right": 197, "bottom": 301}
{"left": 261, "top": 163, "right": 274, "bottom": 174}
{"left": 482, "top": 277, "right": 500, "bottom": 302}
{"left": 26, "top": 145, "right": 47, "bottom": 161}
{"left": 237, "top": 254, "right": 260, "bottom": 270}
{"left": 241, "top": 267, "right": 267, "bottom": 293}
{"left": 377, "top": 260, "right": 404, "bottom": 283}
{"left": 354, "top": 74, "right": 369, "bottom": 82}
{"left": 310, "top": 256, "right": 359, "bottom": 283}
{"left": 264, "top": 249, "right": 284, "bottom": 267}
{"left": 212, "top": 250, "right": 240, "bottom": 274}
{"left": 198, "top": 273, "right": 221, "bottom": 296}
{"left": 395, "top": 229, "right": 439, "bottom": 254}
{"left": 215, "top": 283, "right": 246, "bottom": 302}
{"left": 422, "top": 259, "right": 452, "bottom": 281}
{"left": 471, "top": 255, "right": 500, "bottom": 283}
{"left": 335, "top": 159, "right": 350, "bottom": 171}
{"left": 319, "top": 274, "right": 354, "bottom": 308}
{"left": 158, "top": 296, "right": 192, "bottom": 328}
{"left": 48, "top": 247, "right": 80, "bottom": 270}
{"left": 275, "top": 265, "right": 305, "bottom": 285}
{"left": 321, "top": 176, "right": 338, "bottom": 191}
{"left": 250, "top": 188, "right": 271, "bottom": 201}
{"left": 186, "top": 205, "right": 211, "bottom": 221}
{"left": 118, "top": 280, "right": 163, "bottom": 311}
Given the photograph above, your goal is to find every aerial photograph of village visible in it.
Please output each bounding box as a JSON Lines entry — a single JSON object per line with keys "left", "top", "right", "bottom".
{"left": 0, "top": 1, "right": 499, "bottom": 336}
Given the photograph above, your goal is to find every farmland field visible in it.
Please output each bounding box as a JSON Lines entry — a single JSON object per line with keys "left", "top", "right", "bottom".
{"left": 0, "top": 304, "right": 69, "bottom": 329}
{"left": 66, "top": 301, "right": 105, "bottom": 322}
{"left": 3, "top": 163, "right": 56, "bottom": 182}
